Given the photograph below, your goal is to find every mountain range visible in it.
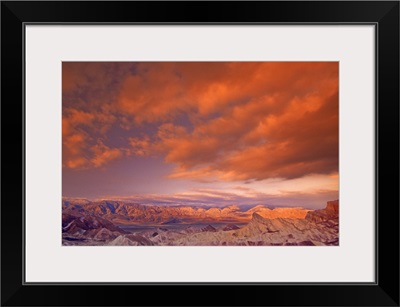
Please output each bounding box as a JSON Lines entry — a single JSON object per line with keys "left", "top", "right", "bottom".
{"left": 62, "top": 199, "right": 339, "bottom": 246}
{"left": 62, "top": 199, "right": 310, "bottom": 225}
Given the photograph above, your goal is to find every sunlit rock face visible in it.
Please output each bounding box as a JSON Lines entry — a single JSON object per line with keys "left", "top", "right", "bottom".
{"left": 62, "top": 200, "right": 339, "bottom": 246}
{"left": 62, "top": 200, "right": 311, "bottom": 225}
{"left": 305, "top": 200, "right": 339, "bottom": 223}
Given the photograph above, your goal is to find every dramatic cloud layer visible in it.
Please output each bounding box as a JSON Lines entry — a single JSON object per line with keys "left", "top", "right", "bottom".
{"left": 62, "top": 62, "right": 338, "bottom": 205}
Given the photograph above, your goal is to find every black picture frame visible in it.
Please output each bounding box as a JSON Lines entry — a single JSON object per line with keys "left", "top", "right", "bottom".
{"left": 1, "top": 1, "right": 399, "bottom": 306}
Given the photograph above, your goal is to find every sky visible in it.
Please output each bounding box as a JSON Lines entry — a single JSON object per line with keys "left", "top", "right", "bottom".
{"left": 62, "top": 62, "right": 338, "bottom": 209}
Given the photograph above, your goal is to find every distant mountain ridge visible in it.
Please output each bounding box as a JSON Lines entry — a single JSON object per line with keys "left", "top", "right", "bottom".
{"left": 62, "top": 199, "right": 311, "bottom": 225}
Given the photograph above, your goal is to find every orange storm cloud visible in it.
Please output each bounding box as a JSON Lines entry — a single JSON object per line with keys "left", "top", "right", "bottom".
{"left": 63, "top": 62, "right": 338, "bottom": 183}
{"left": 62, "top": 107, "right": 117, "bottom": 169}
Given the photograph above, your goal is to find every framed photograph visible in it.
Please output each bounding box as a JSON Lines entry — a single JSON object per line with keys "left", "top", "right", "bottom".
{"left": 1, "top": 1, "right": 399, "bottom": 306}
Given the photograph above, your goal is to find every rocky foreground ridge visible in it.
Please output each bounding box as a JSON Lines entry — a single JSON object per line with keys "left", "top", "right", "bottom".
{"left": 62, "top": 200, "right": 339, "bottom": 246}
